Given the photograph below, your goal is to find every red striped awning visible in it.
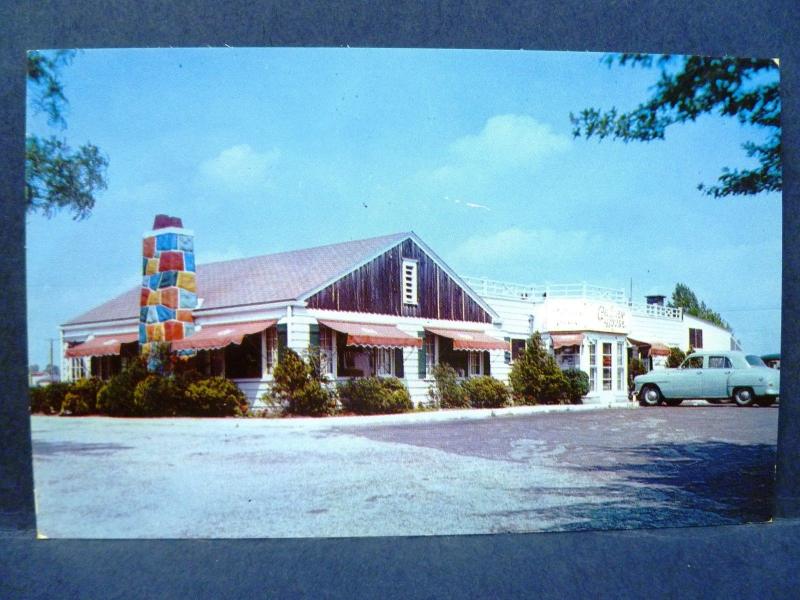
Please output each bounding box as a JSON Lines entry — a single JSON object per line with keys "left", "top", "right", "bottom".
{"left": 65, "top": 333, "right": 139, "bottom": 358}
{"left": 425, "top": 327, "right": 507, "bottom": 351}
{"left": 628, "top": 338, "right": 672, "bottom": 356}
{"left": 171, "top": 320, "right": 277, "bottom": 351}
{"left": 551, "top": 333, "right": 585, "bottom": 349}
{"left": 318, "top": 320, "right": 421, "bottom": 348}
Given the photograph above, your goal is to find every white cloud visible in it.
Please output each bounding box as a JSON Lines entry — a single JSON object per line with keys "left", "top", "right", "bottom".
{"left": 449, "top": 114, "right": 570, "bottom": 170}
{"left": 450, "top": 227, "right": 599, "bottom": 268}
{"left": 465, "top": 202, "right": 490, "bottom": 211}
{"left": 198, "top": 144, "right": 280, "bottom": 190}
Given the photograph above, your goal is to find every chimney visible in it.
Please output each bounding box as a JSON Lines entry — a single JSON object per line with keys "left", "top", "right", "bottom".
{"left": 645, "top": 295, "right": 666, "bottom": 306}
{"left": 139, "top": 214, "right": 198, "bottom": 369}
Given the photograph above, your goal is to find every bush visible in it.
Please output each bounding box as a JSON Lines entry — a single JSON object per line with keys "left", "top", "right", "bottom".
{"left": 666, "top": 347, "right": 687, "bottom": 368}
{"left": 509, "top": 332, "right": 568, "bottom": 405}
{"left": 338, "top": 377, "right": 413, "bottom": 415}
{"left": 561, "top": 368, "right": 590, "bottom": 405}
{"left": 628, "top": 358, "right": 647, "bottom": 391}
{"left": 29, "top": 382, "right": 71, "bottom": 414}
{"left": 429, "top": 363, "right": 469, "bottom": 408}
{"left": 133, "top": 374, "right": 188, "bottom": 417}
{"left": 61, "top": 377, "right": 103, "bottom": 415}
{"left": 185, "top": 376, "right": 249, "bottom": 417}
{"left": 290, "top": 380, "right": 337, "bottom": 417}
{"left": 462, "top": 376, "right": 510, "bottom": 408}
{"left": 96, "top": 359, "right": 148, "bottom": 416}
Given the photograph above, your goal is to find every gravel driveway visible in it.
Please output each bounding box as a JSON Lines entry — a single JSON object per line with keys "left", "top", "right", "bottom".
{"left": 31, "top": 404, "right": 777, "bottom": 538}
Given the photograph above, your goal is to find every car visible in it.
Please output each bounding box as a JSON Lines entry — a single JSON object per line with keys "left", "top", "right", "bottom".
{"left": 633, "top": 350, "right": 780, "bottom": 408}
{"left": 761, "top": 353, "right": 780, "bottom": 369}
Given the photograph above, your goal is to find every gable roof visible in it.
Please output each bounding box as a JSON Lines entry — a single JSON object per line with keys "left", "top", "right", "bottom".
{"left": 63, "top": 232, "right": 410, "bottom": 326}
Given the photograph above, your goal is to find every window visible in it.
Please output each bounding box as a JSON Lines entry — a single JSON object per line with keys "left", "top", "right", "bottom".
{"left": 510, "top": 339, "right": 526, "bottom": 361}
{"left": 468, "top": 351, "right": 482, "bottom": 377}
{"left": 319, "top": 327, "right": 334, "bottom": 376}
{"left": 689, "top": 328, "right": 703, "bottom": 349}
{"left": 373, "top": 348, "right": 394, "bottom": 376}
{"left": 602, "top": 342, "right": 612, "bottom": 391}
{"left": 588, "top": 341, "right": 597, "bottom": 392}
{"left": 616, "top": 341, "right": 625, "bottom": 391}
{"left": 683, "top": 356, "right": 704, "bottom": 369}
{"left": 424, "top": 333, "right": 436, "bottom": 378}
{"left": 265, "top": 328, "right": 278, "bottom": 374}
{"left": 402, "top": 259, "right": 418, "bottom": 305}
{"left": 708, "top": 356, "right": 732, "bottom": 369}
{"left": 69, "top": 357, "right": 86, "bottom": 381}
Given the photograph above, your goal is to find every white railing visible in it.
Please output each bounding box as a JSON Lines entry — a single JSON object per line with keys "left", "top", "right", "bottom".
{"left": 629, "top": 302, "right": 683, "bottom": 320}
{"left": 464, "top": 277, "right": 627, "bottom": 303}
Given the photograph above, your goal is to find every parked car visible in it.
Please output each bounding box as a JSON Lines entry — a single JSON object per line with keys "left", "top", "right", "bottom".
{"left": 761, "top": 353, "right": 780, "bottom": 369}
{"left": 634, "top": 350, "right": 780, "bottom": 407}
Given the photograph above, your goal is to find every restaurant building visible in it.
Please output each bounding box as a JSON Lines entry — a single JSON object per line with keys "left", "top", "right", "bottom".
{"left": 60, "top": 217, "right": 738, "bottom": 407}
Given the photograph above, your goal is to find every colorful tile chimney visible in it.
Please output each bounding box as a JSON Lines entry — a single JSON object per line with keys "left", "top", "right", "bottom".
{"left": 140, "top": 214, "right": 198, "bottom": 370}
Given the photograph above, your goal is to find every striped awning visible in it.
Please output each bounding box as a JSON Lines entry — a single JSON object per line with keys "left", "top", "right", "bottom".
{"left": 550, "top": 333, "right": 585, "bottom": 349}
{"left": 319, "top": 320, "right": 421, "bottom": 348}
{"left": 425, "top": 327, "right": 507, "bottom": 351}
{"left": 628, "top": 337, "right": 672, "bottom": 356}
{"left": 171, "top": 320, "right": 276, "bottom": 351}
{"left": 65, "top": 332, "right": 139, "bottom": 358}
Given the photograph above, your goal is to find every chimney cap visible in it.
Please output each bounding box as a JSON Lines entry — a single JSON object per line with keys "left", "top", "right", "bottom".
{"left": 153, "top": 214, "right": 184, "bottom": 229}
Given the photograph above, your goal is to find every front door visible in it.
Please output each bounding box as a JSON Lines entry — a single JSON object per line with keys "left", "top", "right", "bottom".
{"left": 703, "top": 355, "right": 732, "bottom": 397}
{"left": 671, "top": 355, "right": 704, "bottom": 398}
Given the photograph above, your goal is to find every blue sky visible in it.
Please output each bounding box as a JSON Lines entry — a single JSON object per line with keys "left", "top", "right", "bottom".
{"left": 25, "top": 48, "right": 782, "bottom": 366}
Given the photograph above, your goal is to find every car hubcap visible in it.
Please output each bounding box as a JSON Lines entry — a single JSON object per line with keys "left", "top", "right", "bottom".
{"left": 737, "top": 390, "right": 752, "bottom": 404}
{"left": 645, "top": 389, "right": 658, "bottom": 404}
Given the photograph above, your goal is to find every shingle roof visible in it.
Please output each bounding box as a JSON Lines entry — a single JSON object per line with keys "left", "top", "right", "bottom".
{"left": 63, "top": 232, "right": 411, "bottom": 326}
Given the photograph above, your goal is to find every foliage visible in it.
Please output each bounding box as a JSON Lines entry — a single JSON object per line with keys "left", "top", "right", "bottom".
{"left": 337, "top": 377, "right": 413, "bottom": 415}
{"left": 133, "top": 374, "right": 186, "bottom": 417}
{"left": 269, "top": 348, "right": 335, "bottom": 416}
{"left": 509, "top": 332, "right": 568, "bottom": 405}
{"left": 61, "top": 377, "right": 103, "bottom": 415}
{"left": 570, "top": 54, "right": 780, "bottom": 198}
{"left": 96, "top": 358, "right": 148, "bottom": 416}
{"left": 561, "top": 368, "right": 590, "bottom": 404}
{"left": 429, "top": 363, "right": 469, "bottom": 408}
{"left": 668, "top": 283, "right": 730, "bottom": 330}
{"left": 185, "top": 376, "right": 249, "bottom": 417}
{"left": 461, "top": 376, "right": 511, "bottom": 408}
{"left": 29, "top": 382, "right": 71, "bottom": 414}
{"left": 666, "top": 346, "right": 687, "bottom": 368}
{"left": 26, "top": 50, "right": 108, "bottom": 219}
{"left": 628, "top": 358, "right": 647, "bottom": 390}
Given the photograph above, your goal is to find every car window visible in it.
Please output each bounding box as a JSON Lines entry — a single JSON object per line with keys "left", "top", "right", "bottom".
{"left": 682, "top": 356, "right": 704, "bottom": 369}
{"left": 745, "top": 355, "right": 766, "bottom": 367}
{"left": 708, "top": 356, "right": 732, "bottom": 369}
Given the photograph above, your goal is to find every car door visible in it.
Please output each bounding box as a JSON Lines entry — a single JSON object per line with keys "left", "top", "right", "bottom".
{"left": 703, "top": 355, "right": 732, "bottom": 398}
{"left": 671, "top": 355, "right": 705, "bottom": 398}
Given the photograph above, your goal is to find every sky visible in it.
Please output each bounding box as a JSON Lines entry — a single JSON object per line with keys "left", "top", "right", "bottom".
{"left": 25, "top": 48, "right": 782, "bottom": 367}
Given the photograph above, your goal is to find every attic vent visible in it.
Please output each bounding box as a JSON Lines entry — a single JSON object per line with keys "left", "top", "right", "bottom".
{"left": 402, "top": 259, "right": 418, "bottom": 305}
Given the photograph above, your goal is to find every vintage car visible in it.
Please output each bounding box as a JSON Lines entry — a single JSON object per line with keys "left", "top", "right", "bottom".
{"left": 634, "top": 350, "right": 780, "bottom": 407}
{"left": 761, "top": 353, "right": 781, "bottom": 369}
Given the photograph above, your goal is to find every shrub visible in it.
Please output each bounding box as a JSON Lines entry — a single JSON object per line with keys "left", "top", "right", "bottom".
{"left": 338, "top": 377, "right": 413, "bottom": 415}
{"left": 133, "top": 374, "right": 188, "bottom": 417}
{"left": 29, "top": 382, "right": 71, "bottom": 414}
{"left": 96, "top": 358, "right": 148, "bottom": 416}
{"left": 290, "top": 380, "right": 337, "bottom": 417}
{"left": 462, "top": 376, "right": 510, "bottom": 408}
{"left": 561, "top": 368, "right": 590, "bottom": 405}
{"left": 271, "top": 349, "right": 310, "bottom": 404}
{"left": 509, "top": 332, "right": 568, "bottom": 405}
{"left": 429, "top": 363, "right": 469, "bottom": 408}
{"left": 185, "top": 376, "right": 249, "bottom": 417}
{"left": 628, "top": 358, "right": 647, "bottom": 391}
{"left": 61, "top": 377, "right": 103, "bottom": 415}
{"left": 666, "top": 347, "right": 687, "bottom": 368}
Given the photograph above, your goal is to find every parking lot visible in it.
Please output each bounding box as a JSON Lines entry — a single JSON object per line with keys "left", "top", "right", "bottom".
{"left": 31, "top": 404, "right": 778, "bottom": 538}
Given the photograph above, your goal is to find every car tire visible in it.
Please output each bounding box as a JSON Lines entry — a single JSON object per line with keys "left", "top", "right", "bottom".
{"left": 756, "top": 397, "right": 776, "bottom": 407}
{"left": 639, "top": 385, "right": 662, "bottom": 407}
{"left": 733, "top": 387, "right": 756, "bottom": 407}
{"left": 664, "top": 398, "right": 683, "bottom": 407}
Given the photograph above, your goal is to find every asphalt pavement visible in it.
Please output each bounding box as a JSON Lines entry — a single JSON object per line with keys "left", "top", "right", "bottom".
{"left": 31, "top": 404, "right": 778, "bottom": 538}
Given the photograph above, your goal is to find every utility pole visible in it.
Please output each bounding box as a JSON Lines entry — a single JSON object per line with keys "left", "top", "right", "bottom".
{"left": 47, "top": 337, "right": 56, "bottom": 381}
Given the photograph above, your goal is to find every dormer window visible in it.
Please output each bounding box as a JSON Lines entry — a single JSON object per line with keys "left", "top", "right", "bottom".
{"left": 402, "top": 258, "right": 418, "bottom": 305}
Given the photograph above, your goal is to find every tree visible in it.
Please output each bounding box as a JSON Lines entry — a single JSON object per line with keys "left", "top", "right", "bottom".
{"left": 570, "top": 54, "right": 780, "bottom": 198}
{"left": 509, "top": 332, "right": 568, "bottom": 405}
{"left": 668, "top": 282, "right": 730, "bottom": 330}
{"left": 26, "top": 50, "right": 108, "bottom": 219}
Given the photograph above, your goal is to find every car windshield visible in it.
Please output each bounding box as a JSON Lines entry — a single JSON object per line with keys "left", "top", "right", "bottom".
{"left": 745, "top": 355, "right": 767, "bottom": 367}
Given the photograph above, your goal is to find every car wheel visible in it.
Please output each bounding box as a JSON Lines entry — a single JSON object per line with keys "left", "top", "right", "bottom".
{"left": 639, "top": 385, "right": 662, "bottom": 407}
{"left": 664, "top": 398, "right": 683, "bottom": 407}
{"left": 733, "top": 387, "right": 756, "bottom": 407}
{"left": 756, "top": 397, "right": 775, "bottom": 407}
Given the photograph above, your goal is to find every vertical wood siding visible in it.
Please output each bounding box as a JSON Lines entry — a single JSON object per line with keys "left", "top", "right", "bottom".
{"left": 306, "top": 239, "right": 492, "bottom": 323}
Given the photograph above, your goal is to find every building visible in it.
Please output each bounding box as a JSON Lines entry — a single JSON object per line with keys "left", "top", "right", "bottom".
{"left": 60, "top": 218, "right": 738, "bottom": 407}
